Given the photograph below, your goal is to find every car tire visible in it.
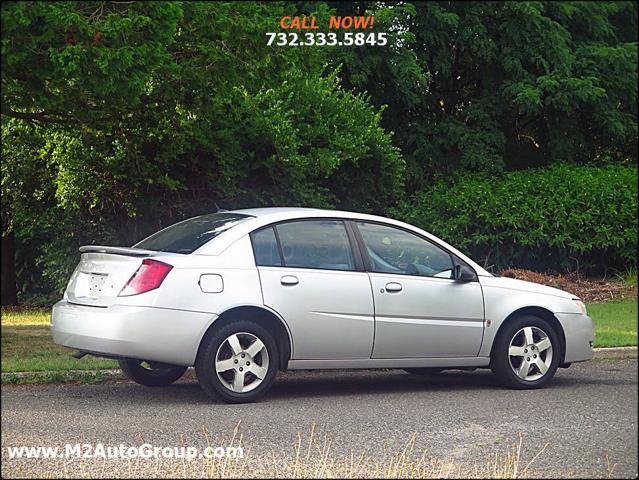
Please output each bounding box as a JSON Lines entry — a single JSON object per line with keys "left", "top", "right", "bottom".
{"left": 403, "top": 368, "right": 445, "bottom": 376}
{"left": 491, "top": 315, "right": 561, "bottom": 389}
{"left": 118, "top": 358, "right": 187, "bottom": 387}
{"left": 196, "top": 320, "right": 278, "bottom": 403}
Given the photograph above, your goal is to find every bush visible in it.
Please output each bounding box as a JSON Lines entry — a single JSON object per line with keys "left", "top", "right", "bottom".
{"left": 393, "top": 165, "right": 638, "bottom": 274}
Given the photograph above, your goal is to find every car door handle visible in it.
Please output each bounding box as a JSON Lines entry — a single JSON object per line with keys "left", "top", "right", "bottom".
{"left": 385, "top": 282, "right": 403, "bottom": 293}
{"left": 280, "top": 275, "right": 299, "bottom": 286}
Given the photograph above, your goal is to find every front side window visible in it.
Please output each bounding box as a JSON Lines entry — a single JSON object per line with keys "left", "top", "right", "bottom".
{"left": 135, "top": 213, "right": 252, "bottom": 254}
{"left": 356, "top": 222, "right": 454, "bottom": 278}
{"left": 274, "top": 220, "right": 355, "bottom": 271}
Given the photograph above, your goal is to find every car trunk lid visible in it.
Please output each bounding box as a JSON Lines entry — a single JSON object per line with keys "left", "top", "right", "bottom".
{"left": 66, "top": 247, "right": 163, "bottom": 307}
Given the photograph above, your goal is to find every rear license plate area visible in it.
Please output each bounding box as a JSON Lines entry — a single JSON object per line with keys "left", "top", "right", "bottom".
{"left": 87, "top": 273, "right": 109, "bottom": 298}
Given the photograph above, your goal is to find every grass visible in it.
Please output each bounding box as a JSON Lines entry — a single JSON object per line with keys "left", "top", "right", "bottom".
{"left": 0, "top": 307, "right": 50, "bottom": 326}
{"left": 1, "top": 298, "right": 636, "bottom": 382}
{"left": 589, "top": 298, "right": 637, "bottom": 347}
{"left": 615, "top": 267, "right": 638, "bottom": 287}
{"left": 1, "top": 308, "right": 117, "bottom": 375}
{"left": 1, "top": 324, "right": 117, "bottom": 373}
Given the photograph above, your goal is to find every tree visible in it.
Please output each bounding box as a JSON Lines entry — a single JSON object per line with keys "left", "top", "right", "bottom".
{"left": 1, "top": 1, "right": 183, "bottom": 126}
{"left": 2, "top": 1, "right": 637, "bottom": 304}
{"left": 1, "top": 1, "right": 182, "bottom": 304}
{"left": 331, "top": 1, "right": 638, "bottom": 191}
{"left": 1, "top": 1, "right": 404, "bottom": 303}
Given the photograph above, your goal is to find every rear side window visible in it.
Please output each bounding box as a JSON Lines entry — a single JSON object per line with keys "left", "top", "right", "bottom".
{"left": 275, "top": 220, "right": 355, "bottom": 271}
{"left": 251, "top": 227, "right": 282, "bottom": 267}
{"left": 134, "top": 213, "right": 252, "bottom": 254}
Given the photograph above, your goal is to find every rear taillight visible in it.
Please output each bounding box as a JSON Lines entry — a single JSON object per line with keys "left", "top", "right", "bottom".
{"left": 118, "top": 259, "right": 173, "bottom": 297}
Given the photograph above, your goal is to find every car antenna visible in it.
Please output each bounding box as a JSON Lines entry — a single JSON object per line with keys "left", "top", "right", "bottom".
{"left": 215, "top": 202, "right": 228, "bottom": 213}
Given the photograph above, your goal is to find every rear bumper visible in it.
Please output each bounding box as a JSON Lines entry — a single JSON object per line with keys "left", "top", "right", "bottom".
{"left": 51, "top": 300, "right": 217, "bottom": 366}
{"left": 556, "top": 313, "right": 595, "bottom": 363}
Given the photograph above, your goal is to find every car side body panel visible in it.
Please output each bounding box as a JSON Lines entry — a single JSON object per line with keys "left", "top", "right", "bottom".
{"left": 258, "top": 267, "right": 374, "bottom": 359}
{"left": 155, "top": 236, "right": 263, "bottom": 314}
{"left": 287, "top": 356, "right": 490, "bottom": 370}
{"left": 479, "top": 276, "right": 594, "bottom": 363}
{"left": 51, "top": 208, "right": 594, "bottom": 374}
{"left": 368, "top": 273, "right": 485, "bottom": 358}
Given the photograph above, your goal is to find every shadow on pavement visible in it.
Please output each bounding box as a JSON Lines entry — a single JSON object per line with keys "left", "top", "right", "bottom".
{"left": 71, "top": 366, "right": 635, "bottom": 405}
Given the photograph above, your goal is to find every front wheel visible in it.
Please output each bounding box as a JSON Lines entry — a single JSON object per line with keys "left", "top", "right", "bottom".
{"left": 491, "top": 315, "right": 560, "bottom": 389}
{"left": 118, "top": 358, "right": 187, "bottom": 387}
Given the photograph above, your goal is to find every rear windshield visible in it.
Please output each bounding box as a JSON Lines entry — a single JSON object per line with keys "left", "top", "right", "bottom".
{"left": 134, "top": 213, "right": 252, "bottom": 254}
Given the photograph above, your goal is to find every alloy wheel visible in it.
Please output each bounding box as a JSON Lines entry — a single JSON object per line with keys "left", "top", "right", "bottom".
{"left": 508, "top": 326, "right": 553, "bottom": 381}
{"left": 215, "top": 332, "right": 269, "bottom": 393}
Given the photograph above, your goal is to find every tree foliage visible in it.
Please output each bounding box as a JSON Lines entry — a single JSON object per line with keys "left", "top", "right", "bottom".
{"left": 332, "top": 1, "right": 638, "bottom": 189}
{"left": 1, "top": 1, "right": 637, "bottom": 304}
{"left": 2, "top": 2, "right": 182, "bottom": 125}
{"left": 1, "top": 1, "right": 404, "bottom": 301}
{"left": 393, "top": 164, "right": 638, "bottom": 273}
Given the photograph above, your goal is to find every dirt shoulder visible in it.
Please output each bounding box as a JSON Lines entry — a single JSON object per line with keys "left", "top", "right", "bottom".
{"left": 499, "top": 269, "right": 637, "bottom": 303}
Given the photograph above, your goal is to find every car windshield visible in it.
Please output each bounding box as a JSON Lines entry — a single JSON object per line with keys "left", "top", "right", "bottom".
{"left": 134, "top": 213, "right": 252, "bottom": 254}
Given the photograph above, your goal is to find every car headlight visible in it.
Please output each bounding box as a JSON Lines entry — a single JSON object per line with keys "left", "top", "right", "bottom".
{"left": 573, "top": 299, "right": 587, "bottom": 315}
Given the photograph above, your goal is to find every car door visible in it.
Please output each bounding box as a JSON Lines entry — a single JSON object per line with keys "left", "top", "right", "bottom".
{"left": 354, "top": 221, "right": 485, "bottom": 358}
{"left": 251, "top": 219, "right": 374, "bottom": 360}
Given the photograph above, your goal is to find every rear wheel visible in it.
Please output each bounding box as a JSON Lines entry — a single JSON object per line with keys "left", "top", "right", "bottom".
{"left": 491, "top": 315, "right": 560, "bottom": 389}
{"left": 403, "top": 368, "right": 445, "bottom": 376}
{"left": 118, "top": 358, "right": 187, "bottom": 387}
{"left": 196, "top": 320, "right": 278, "bottom": 403}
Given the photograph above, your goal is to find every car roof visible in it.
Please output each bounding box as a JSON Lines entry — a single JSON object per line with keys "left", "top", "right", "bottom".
{"left": 230, "top": 207, "right": 326, "bottom": 217}
{"left": 206, "top": 207, "right": 492, "bottom": 277}
{"left": 229, "top": 207, "right": 390, "bottom": 223}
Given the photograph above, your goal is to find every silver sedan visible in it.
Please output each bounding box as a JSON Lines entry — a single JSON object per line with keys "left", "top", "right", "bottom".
{"left": 51, "top": 208, "right": 595, "bottom": 403}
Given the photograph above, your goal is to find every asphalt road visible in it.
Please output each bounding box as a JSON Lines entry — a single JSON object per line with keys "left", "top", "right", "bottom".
{"left": 2, "top": 358, "right": 637, "bottom": 478}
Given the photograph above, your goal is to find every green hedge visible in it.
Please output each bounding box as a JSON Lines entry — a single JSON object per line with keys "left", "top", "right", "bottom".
{"left": 393, "top": 165, "right": 638, "bottom": 273}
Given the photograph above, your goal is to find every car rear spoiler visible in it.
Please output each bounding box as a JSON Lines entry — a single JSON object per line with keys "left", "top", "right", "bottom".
{"left": 78, "top": 245, "right": 158, "bottom": 257}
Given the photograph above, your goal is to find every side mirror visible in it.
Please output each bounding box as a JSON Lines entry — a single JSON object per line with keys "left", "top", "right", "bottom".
{"left": 454, "top": 264, "right": 477, "bottom": 282}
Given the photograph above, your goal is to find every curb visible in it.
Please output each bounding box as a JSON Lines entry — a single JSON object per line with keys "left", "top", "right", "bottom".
{"left": 2, "top": 368, "right": 123, "bottom": 379}
{"left": 593, "top": 346, "right": 637, "bottom": 359}
{"left": 1, "top": 369, "right": 124, "bottom": 384}
{"left": 1, "top": 368, "right": 200, "bottom": 385}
